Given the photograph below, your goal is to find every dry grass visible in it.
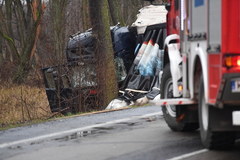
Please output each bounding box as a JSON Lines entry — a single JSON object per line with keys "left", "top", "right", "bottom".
{"left": 0, "top": 84, "right": 51, "bottom": 128}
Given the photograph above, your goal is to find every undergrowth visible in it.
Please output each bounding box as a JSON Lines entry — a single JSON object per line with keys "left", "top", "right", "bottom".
{"left": 0, "top": 83, "right": 51, "bottom": 128}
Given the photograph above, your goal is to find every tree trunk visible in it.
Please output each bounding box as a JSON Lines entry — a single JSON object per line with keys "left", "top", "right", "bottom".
{"left": 49, "top": 0, "right": 68, "bottom": 65}
{"left": 107, "top": 0, "right": 125, "bottom": 25}
{"left": 0, "top": 36, "right": 2, "bottom": 64}
{"left": 2, "top": 0, "right": 19, "bottom": 62}
{"left": 89, "top": 0, "right": 118, "bottom": 108}
{"left": 13, "top": 0, "right": 45, "bottom": 83}
{"left": 81, "top": 0, "right": 90, "bottom": 31}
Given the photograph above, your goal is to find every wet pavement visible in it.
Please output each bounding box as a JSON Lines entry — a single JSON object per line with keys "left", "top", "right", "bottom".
{"left": 0, "top": 105, "right": 161, "bottom": 144}
{"left": 0, "top": 105, "right": 240, "bottom": 160}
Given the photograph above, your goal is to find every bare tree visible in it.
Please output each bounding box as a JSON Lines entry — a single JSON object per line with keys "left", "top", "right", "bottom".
{"left": 0, "top": 1, "right": 5, "bottom": 64}
{"left": 89, "top": 0, "right": 118, "bottom": 108}
{"left": 107, "top": 0, "right": 125, "bottom": 25}
{"left": 49, "top": 0, "right": 68, "bottom": 65}
{"left": 0, "top": 35, "right": 2, "bottom": 64}
{"left": 80, "top": 0, "right": 90, "bottom": 31}
{"left": 0, "top": 0, "right": 45, "bottom": 83}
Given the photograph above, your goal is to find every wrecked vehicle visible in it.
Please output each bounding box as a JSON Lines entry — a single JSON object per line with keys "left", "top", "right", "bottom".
{"left": 42, "top": 25, "right": 136, "bottom": 113}
{"left": 107, "top": 5, "right": 167, "bottom": 109}
{"left": 42, "top": 4, "right": 168, "bottom": 113}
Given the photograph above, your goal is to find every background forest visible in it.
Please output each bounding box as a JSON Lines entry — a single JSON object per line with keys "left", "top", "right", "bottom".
{"left": 0, "top": 0, "right": 164, "bottom": 128}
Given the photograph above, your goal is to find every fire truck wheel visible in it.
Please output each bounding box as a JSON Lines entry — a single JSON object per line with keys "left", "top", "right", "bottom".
{"left": 198, "top": 77, "right": 235, "bottom": 149}
{"left": 161, "top": 64, "right": 198, "bottom": 132}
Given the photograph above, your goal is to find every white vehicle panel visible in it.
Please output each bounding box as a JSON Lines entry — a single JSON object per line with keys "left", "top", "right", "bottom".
{"left": 189, "top": 41, "right": 208, "bottom": 100}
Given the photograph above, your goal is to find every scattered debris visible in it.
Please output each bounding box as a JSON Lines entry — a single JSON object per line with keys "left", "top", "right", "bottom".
{"left": 135, "top": 96, "right": 149, "bottom": 106}
{"left": 106, "top": 98, "right": 132, "bottom": 110}
{"left": 107, "top": 5, "right": 167, "bottom": 109}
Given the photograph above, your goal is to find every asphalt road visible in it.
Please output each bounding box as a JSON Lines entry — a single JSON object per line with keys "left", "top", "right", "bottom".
{"left": 0, "top": 105, "right": 240, "bottom": 160}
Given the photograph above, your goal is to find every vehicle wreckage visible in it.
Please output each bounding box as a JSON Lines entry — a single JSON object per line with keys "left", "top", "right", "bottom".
{"left": 42, "top": 5, "right": 167, "bottom": 113}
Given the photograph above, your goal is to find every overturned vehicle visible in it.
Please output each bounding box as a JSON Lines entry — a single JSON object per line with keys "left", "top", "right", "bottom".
{"left": 42, "top": 5, "right": 167, "bottom": 113}
{"left": 42, "top": 25, "right": 136, "bottom": 113}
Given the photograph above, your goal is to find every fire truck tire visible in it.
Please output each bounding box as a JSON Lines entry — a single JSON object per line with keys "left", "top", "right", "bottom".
{"left": 198, "top": 77, "right": 235, "bottom": 149}
{"left": 161, "top": 64, "right": 198, "bottom": 132}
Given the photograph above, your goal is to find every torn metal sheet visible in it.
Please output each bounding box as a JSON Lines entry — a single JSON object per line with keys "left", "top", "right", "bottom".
{"left": 132, "top": 5, "right": 167, "bottom": 34}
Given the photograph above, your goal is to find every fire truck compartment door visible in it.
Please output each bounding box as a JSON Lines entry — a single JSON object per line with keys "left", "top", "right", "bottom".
{"left": 168, "top": 43, "right": 182, "bottom": 97}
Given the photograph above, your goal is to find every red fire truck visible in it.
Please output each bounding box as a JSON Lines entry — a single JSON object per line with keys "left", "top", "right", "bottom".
{"left": 158, "top": 0, "right": 240, "bottom": 149}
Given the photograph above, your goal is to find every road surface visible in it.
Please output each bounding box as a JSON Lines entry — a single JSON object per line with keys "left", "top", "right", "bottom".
{"left": 0, "top": 105, "right": 239, "bottom": 160}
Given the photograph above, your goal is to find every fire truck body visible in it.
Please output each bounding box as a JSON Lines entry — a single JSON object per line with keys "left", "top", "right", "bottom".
{"left": 160, "top": 0, "right": 240, "bottom": 149}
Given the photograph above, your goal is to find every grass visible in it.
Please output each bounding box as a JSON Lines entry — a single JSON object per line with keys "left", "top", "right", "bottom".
{"left": 0, "top": 83, "right": 135, "bottom": 131}
{"left": 0, "top": 119, "right": 49, "bottom": 131}
{"left": 0, "top": 83, "right": 106, "bottom": 130}
{"left": 0, "top": 84, "right": 51, "bottom": 129}
{"left": 0, "top": 105, "right": 132, "bottom": 131}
